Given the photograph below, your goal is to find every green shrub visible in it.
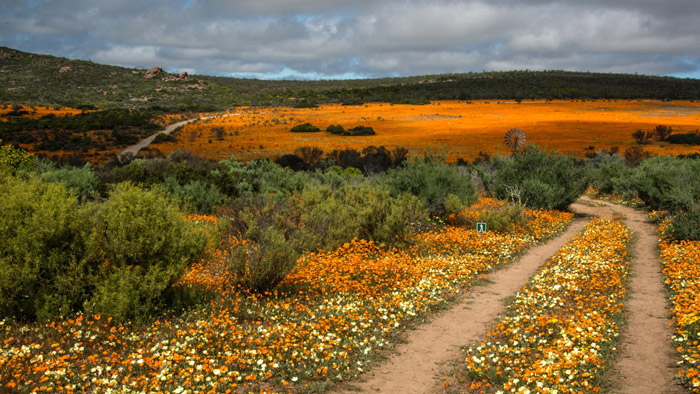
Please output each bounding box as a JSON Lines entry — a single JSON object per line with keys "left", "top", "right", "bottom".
{"left": 668, "top": 205, "right": 700, "bottom": 241}
{"left": 152, "top": 132, "right": 176, "bottom": 143}
{"left": 667, "top": 132, "right": 700, "bottom": 145}
{"left": 384, "top": 157, "right": 476, "bottom": 216}
{"left": 326, "top": 125, "right": 376, "bottom": 136}
{"left": 0, "top": 141, "right": 35, "bottom": 175}
{"left": 290, "top": 123, "right": 320, "bottom": 133}
{"left": 444, "top": 193, "right": 465, "bottom": 216}
{"left": 220, "top": 195, "right": 305, "bottom": 293}
{"left": 83, "top": 183, "right": 207, "bottom": 321}
{"left": 226, "top": 226, "right": 299, "bottom": 293}
{"left": 164, "top": 177, "right": 226, "bottom": 214}
{"left": 485, "top": 145, "right": 587, "bottom": 210}
{"left": 298, "top": 183, "right": 426, "bottom": 248}
{"left": 220, "top": 182, "right": 427, "bottom": 292}
{"left": 630, "top": 156, "right": 700, "bottom": 212}
{"left": 347, "top": 126, "right": 375, "bottom": 136}
{"left": 326, "top": 124, "right": 346, "bottom": 134}
{"left": 41, "top": 163, "right": 99, "bottom": 201}
{"left": 585, "top": 153, "right": 633, "bottom": 195}
{"left": 475, "top": 204, "right": 527, "bottom": 233}
{"left": 0, "top": 176, "right": 91, "bottom": 321}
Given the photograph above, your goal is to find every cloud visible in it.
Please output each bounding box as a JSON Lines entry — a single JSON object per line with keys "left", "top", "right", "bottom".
{"left": 1, "top": 0, "right": 699, "bottom": 79}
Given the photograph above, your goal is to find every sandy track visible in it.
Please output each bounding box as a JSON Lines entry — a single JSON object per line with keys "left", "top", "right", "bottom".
{"left": 118, "top": 113, "right": 237, "bottom": 160}
{"left": 575, "top": 196, "right": 681, "bottom": 394}
{"left": 333, "top": 218, "right": 588, "bottom": 394}
{"left": 333, "top": 197, "right": 681, "bottom": 394}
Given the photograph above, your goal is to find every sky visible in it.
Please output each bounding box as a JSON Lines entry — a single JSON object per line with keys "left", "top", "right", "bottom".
{"left": 2, "top": 0, "right": 700, "bottom": 80}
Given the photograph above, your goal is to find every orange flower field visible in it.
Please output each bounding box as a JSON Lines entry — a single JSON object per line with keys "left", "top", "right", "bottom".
{"left": 461, "top": 217, "right": 631, "bottom": 394}
{"left": 153, "top": 100, "right": 700, "bottom": 162}
{"left": 0, "top": 199, "right": 572, "bottom": 393}
{"left": 656, "top": 216, "right": 700, "bottom": 392}
{"left": 0, "top": 105, "right": 90, "bottom": 121}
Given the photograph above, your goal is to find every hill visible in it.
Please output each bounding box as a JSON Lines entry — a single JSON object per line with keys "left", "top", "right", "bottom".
{"left": 2, "top": 46, "right": 700, "bottom": 110}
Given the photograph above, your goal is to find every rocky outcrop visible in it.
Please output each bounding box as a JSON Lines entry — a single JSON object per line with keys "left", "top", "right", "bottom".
{"left": 144, "top": 66, "right": 164, "bottom": 78}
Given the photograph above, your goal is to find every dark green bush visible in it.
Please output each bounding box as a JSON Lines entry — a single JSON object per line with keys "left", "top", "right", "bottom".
{"left": 485, "top": 145, "right": 587, "bottom": 210}
{"left": 628, "top": 156, "right": 700, "bottom": 212}
{"left": 220, "top": 194, "right": 306, "bottom": 293}
{"left": 290, "top": 123, "right": 320, "bottom": 133}
{"left": 83, "top": 183, "right": 207, "bottom": 321}
{"left": 384, "top": 156, "right": 476, "bottom": 216}
{"left": 220, "top": 182, "right": 426, "bottom": 292}
{"left": 298, "top": 183, "right": 426, "bottom": 249}
{"left": 326, "top": 125, "right": 376, "bottom": 136}
{"left": 668, "top": 205, "right": 700, "bottom": 241}
{"left": 585, "top": 153, "right": 633, "bottom": 196}
{"left": 41, "top": 163, "right": 98, "bottom": 201}
{"left": 667, "top": 132, "right": 700, "bottom": 145}
{"left": 348, "top": 126, "right": 375, "bottom": 136}
{"left": 163, "top": 177, "right": 226, "bottom": 214}
{"left": 326, "top": 124, "right": 346, "bottom": 134}
{"left": 0, "top": 175, "right": 91, "bottom": 321}
{"left": 152, "top": 132, "right": 176, "bottom": 143}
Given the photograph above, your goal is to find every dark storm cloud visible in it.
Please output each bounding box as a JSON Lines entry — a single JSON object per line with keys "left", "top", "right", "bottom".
{"left": 1, "top": 0, "right": 699, "bottom": 79}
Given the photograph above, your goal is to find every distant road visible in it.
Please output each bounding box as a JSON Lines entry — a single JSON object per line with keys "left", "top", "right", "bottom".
{"left": 118, "top": 113, "right": 238, "bottom": 160}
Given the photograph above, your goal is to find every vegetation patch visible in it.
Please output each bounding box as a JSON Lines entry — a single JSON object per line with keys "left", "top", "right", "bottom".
{"left": 290, "top": 122, "right": 320, "bottom": 132}
{"left": 667, "top": 131, "right": 700, "bottom": 145}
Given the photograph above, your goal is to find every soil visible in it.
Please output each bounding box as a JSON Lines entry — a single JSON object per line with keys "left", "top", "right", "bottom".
{"left": 332, "top": 197, "right": 681, "bottom": 394}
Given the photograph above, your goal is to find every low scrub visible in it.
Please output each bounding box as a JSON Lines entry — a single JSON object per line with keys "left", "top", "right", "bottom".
{"left": 220, "top": 182, "right": 427, "bottom": 292}
{"left": 383, "top": 155, "right": 476, "bottom": 216}
{"left": 327, "top": 125, "right": 376, "bottom": 136}
{"left": 668, "top": 206, "right": 700, "bottom": 241}
{"left": 83, "top": 183, "right": 207, "bottom": 321}
{"left": 483, "top": 145, "right": 587, "bottom": 211}
{"left": 0, "top": 141, "right": 35, "bottom": 175}
{"left": 290, "top": 122, "right": 320, "bottom": 132}
{"left": 667, "top": 131, "right": 700, "bottom": 145}
{"left": 0, "top": 177, "right": 206, "bottom": 322}
{"left": 0, "top": 175, "right": 89, "bottom": 321}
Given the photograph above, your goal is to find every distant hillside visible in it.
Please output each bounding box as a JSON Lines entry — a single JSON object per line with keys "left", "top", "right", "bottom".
{"left": 2, "top": 46, "right": 700, "bottom": 110}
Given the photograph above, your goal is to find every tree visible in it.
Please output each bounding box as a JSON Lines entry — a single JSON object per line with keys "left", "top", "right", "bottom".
{"left": 294, "top": 146, "right": 324, "bottom": 168}
{"left": 654, "top": 125, "right": 673, "bottom": 141}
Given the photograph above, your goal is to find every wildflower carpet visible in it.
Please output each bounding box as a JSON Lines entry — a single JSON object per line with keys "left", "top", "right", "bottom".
{"left": 333, "top": 218, "right": 588, "bottom": 394}
{"left": 0, "top": 201, "right": 572, "bottom": 393}
{"left": 575, "top": 196, "right": 681, "bottom": 394}
{"left": 338, "top": 197, "right": 680, "bottom": 394}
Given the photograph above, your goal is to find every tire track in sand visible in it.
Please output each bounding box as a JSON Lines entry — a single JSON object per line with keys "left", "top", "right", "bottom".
{"left": 333, "top": 217, "right": 588, "bottom": 394}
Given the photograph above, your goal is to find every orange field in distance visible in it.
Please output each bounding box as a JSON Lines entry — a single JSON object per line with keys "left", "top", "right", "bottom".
{"left": 151, "top": 100, "right": 700, "bottom": 162}
{"left": 0, "top": 105, "right": 89, "bottom": 121}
